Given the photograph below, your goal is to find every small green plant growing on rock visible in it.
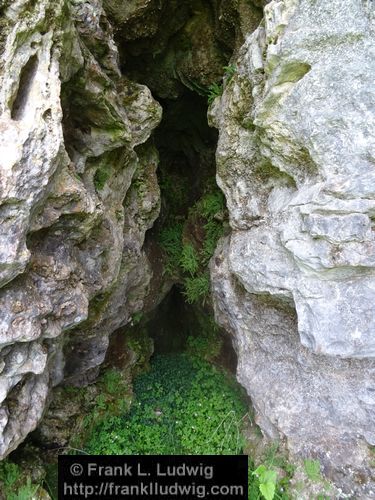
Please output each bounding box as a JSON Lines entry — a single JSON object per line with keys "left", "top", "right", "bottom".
{"left": 252, "top": 464, "right": 278, "bottom": 500}
{"left": 184, "top": 273, "right": 210, "bottom": 304}
{"left": 95, "top": 393, "right": 107, "bottom": 411}
{"left": 223, "top": 64, "right": 237, "bottom": 81}
{"left": 194, "top": 189, "right": 225, "bottom": 218}
{"left": 131, "top": 311, "right": 143, "bottom": 326}
{"left": 207, "top": 82, "right": 223, "bottom": 104}
{"left": 159, "top": 222, "right": 184, "bottom": 276}
{"left": 207, "top": 65, "right": 237, "bottom": 104}
{"left": 180, "top": 243, "right": 199, "bottom": 275}
{"left": 304, "top": 458, "right": 321, "bottom": 481}
{"left": 159, "top": 185, "right": 226, "bottom": 305}
{"left": 0, "top": 461, "right": 40, "bottom": 500}
{"left": 186, "top": 314, "right": 222, "bottom": 362}
{"left": 101, "top": 369, "right": 123, "bottom": 395}
{"left": 248, "top": 441, "right": 295, "bottom": 500}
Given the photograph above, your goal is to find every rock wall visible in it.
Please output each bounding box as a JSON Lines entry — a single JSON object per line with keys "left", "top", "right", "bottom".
{"left": 1, "top": 0, "right": 375, "bottom": 494}
{"left": 0, "top": 0, "right": 161, "bottom": 457}
{"left": 210, "top": 0, "right": 375, "bottom": 495}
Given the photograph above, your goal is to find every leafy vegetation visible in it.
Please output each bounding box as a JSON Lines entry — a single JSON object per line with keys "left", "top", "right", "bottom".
{"left": 101, "top": 369, "right": 124, "bottom": 395}
{"left": 207, "top": 65, "right": 237, "bottom": 104}
{"left": 159, "top": 186, "right": 226, "bottom": 304}
{"left": 125, "top": 326, "right": 154, "bottom": 375}
{"left": 84, "top": 353, "right": 297, "bottom": 500}
{"left": 86, "top": 353, "right": 247, "bottom": 455}
{"left": 252, "top": 464, "right": 278, "bottom": 500}
{"left": 223, "top": 64, "right": 237, "bottom": 81}
{"left": 131, "top": 311, "right": 143, "bottom": 325}
{"left": 180, "top": 243, "right": 199, "bottom": 275}
{"left": 183, "top": 273, "right": 210, "bottom": 304}
{"left": 64, "top": 367, "right": 133, "bottom": 455}
{"left": 207, "top": 82, "right": 223, "bottom": 104}
{"left": 0, "top": 461, "right": 40, "bottom": 500}
{"left": 304, "top": 458, "right": 321, "bottom": 482}
{"left": 159, "top": 222, "right": 184, "bottom": 277}
{"left": 247, "top": 441, "right": 296, "bottom": 500}
{"left": 185, "top": 313, "right": 222, "bottom": 361}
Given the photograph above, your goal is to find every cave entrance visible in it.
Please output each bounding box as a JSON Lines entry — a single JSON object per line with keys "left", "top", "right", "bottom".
{"left": 104, "top": 81, "right": 237, "bottom": 373}
{"left": 139, "top": 285, "right": 238, "bottom": 374}
{"left": 110, "top": 0, "right": 241, "bottom": 374}
{"left": 138, "top": 87, "right": 237, "bottom": 369}
{"left": 146, "top": 286, "right": 190, "bottom": 354}
{"left": 119, "top": 42, "right": 238, "bottom": 373}
{"left": 154, "top": 89, "right": 219, "bottom": 212}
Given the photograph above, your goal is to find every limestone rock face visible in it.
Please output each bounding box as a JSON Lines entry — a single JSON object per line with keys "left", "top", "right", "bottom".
{"left": 210, "top": 0, "right": 375, "bottom": 494}
{"left": 0, "top": 0, "right": 161, "bottom": 457}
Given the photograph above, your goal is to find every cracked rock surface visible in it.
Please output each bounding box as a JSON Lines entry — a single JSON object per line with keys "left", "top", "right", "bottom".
{"left": 0, "top": 0, "right": 161, "bottom": 457}
{"left": 210, "top": 0, "right": 375, "bottom": 495}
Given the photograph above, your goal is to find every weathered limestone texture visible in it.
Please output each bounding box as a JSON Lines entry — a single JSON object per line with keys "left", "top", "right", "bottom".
{"left": 0, "top": 0, "right": 161, "bottom": 457}
{"left": 210, "top": 0, "right": 375, "bottom": 495}
{"left": 104, "top": 0, "right": 262, "bottom": 99}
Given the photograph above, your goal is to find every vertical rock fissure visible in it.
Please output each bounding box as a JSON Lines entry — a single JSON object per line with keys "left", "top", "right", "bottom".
{"left": 112, "top": 84, "right": 237, "bottom": 370}
{"left": 109, "top": 0, "right": 240, "bottom": 361}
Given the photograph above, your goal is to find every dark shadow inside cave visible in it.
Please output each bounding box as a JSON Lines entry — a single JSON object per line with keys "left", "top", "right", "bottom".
{"left": 117, "top": 49, "right": 237, "bottom": 374}
{"left": 145, "top": 286, "right": 238, "bottom": 373}
{"left": 101, "top": 81, "right": 238, "bottom": 375}
{"left": 146, "top": 286, "right": 190, "bottom": 354}
{"left": 106, "top": 285, "right": 238, "bottom": 375}
{"left": 151, "top": 88, "right": 219, "bottom": 226}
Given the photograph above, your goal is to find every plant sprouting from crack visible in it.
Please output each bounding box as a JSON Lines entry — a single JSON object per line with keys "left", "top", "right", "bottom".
{"left": 207, "top": 65, "right": 237, "bottom": 104}
{"left": 159, "top": 186, "right": 226, "bottom": 304}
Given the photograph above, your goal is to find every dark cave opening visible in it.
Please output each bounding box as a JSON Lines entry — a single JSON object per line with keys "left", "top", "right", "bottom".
{"left": 114, "top": 10, "right": 238, "bottom": 371}
{"left": 106, "top": 285, "right": 238, "bottom": 375}
{"left": 145, "top": 286, "right": 238, "bottom": 374}
{"left": 146, "top": 286, "right": 191, "bottom": 354}
{"left": 150, "top": 87, "right": 220, "bottom": 239}
{"left": 102, "top": 85, "right": 235, "bottom": 372}
{"left": 133, "top": 86, "right": 235, "bottom": 368}
{"left": 154, "top": 90, "right": 219, "bottom": 210}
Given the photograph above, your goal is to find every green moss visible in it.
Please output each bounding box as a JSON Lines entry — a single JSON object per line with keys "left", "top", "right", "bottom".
{"left": 254, "top": 161, "right": 296, "bottom": 186}
{"left": 101, "top": 369, "right": 124, "bottom": 396}
{"left": 131, "top": 311, "right": 143, "bottom": 325}
{"left": 184, "top": 307, "right": 223, "bottom": 362}
{"left": 94, "top": 166, "right": 111, "bottom": 191}
{"left": 0, "top": 16, "right": 8, "bottom": 61}
{"left": 125, "top": 326, "right": 154, "bottom": 375}
{"left": 275, "top": 61, "right": 311, "bottom": 86}
{"left": 185, "top": 333, "right": 220, "bottom": 360}
{"left": 304, "top": 459, "right": 321, "bottom": 482}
